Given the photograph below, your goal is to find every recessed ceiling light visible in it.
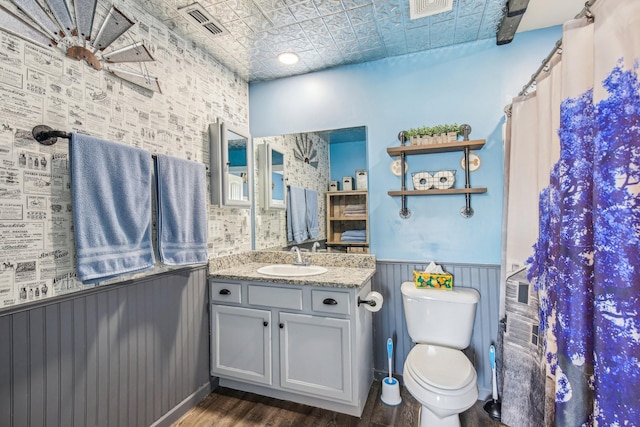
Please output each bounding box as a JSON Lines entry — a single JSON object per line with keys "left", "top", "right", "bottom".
{"left": 278, "top": 52, "right": 299, "bottom": 65}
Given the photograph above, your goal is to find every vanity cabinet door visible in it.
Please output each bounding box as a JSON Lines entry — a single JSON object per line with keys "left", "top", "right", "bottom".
{"left": 279, "top": 312, "right": 352, "bottom": 402}
{"left": 211, "top": 305, "right": 272, "bottom": 385}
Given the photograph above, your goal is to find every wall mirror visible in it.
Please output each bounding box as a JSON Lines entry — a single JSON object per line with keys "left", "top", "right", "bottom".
{"left": 209, "top": 118, "right": 252, "bottom": 208}
{"left": 259, "top": 143, "right": 286, "bottom": 210}
{"left": 252, "top": 126, "right": 366, "bottom": 251}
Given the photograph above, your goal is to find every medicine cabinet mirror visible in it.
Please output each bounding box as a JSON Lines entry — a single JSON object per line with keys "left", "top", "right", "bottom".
{"left": 209, "top": 118, "right": 253, "bottom": 208}
{"left": 259, "top": 143, "right": 286, "bottom": 210}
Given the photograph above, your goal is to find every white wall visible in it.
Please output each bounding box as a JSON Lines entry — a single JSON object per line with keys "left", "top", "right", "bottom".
{"left": 0, "top": 0, "right": 249, "bottom": 310}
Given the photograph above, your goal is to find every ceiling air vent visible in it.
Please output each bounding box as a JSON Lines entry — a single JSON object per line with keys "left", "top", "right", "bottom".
{"left": 409, "top": 0, "right": 453, "bottom": 20}
{"left": 178, "top": 3, "right": 228, "bottom": 40}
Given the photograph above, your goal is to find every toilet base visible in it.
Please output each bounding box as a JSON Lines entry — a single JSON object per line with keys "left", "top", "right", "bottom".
{"left": 419, "top": 405, "right": 461, "bottom": 427}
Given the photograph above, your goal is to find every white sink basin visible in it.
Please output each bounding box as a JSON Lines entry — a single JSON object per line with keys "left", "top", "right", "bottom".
{"left": 257, "top": 264, "right": 328, "bottom": 277}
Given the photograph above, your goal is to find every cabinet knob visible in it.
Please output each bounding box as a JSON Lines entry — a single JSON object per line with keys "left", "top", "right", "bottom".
{"left": 263, "top": 321, "right": 268, "bottom": 327}
{"left": 323, "top": 298, "right": 338, "bottom": 305}
{"left": 279, "top": 323, "right": 284, "bottom": 329}
{"left": 219, "top": 289, "right": 231, "bottom": 295}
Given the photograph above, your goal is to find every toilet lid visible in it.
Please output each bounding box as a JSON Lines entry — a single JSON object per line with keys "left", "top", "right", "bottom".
{"left": 406, "top": 345, "right": 475, "bottom": 390}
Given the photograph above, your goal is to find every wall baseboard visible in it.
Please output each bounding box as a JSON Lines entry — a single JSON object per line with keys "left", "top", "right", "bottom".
{"left": 151, "top": 382, "right": 212, "bottom": 427}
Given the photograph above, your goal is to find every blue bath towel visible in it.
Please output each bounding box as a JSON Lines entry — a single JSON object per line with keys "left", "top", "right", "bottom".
{"left": 341, "top": 229, "right": 366, "bottom": 242}
{"left": 287, "top": 185, "right": 307, "bottom": 243}
{"left": 342, "top": 229, "right": 366, "bottom": 238}
{"left": 305, "top": 188, "right": 319, "bottom": 239}
{"left": 70, "top": 133, "right": 155, "bottom": 283}
{"left": 155, "top": 154, "right": 208, "bottom": 265}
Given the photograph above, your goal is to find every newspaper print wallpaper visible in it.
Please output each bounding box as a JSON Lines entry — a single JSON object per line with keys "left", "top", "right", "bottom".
{"left": 0, "top": 0, "right": 250, "bottom": 310}
{"left": 253, "top": 133, "right": 330, "bottom": 250}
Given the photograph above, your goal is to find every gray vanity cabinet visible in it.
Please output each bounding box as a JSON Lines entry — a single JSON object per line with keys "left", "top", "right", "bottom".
{"left": 210, "top": 304, "right": 272, "bottom": 385}
{"left": 279, "top": 312, "right": 352, "bottom": 401}
{"left": 208, "top": 278, "right": 373, "bottom": 417}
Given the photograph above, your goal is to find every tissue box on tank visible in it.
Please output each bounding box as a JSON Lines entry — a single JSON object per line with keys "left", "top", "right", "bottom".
{"left": 413, "top": 270, "right": 453, "bottom": 290}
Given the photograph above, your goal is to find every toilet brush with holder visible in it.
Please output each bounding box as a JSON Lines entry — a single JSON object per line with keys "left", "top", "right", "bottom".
{"left": 483, "top": 344, "right": 502, "bottom": 421}
{"left": 381, "top": 338, "right": 402, "bottom": 406}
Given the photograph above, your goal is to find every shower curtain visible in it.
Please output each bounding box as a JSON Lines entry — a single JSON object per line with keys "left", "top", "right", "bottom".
{"left": 503, "top": 0, "right": 640, "bottom": 425}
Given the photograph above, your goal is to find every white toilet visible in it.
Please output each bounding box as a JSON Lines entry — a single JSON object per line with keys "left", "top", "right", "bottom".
{"left": 401, "top": 282, "right": 480, "bottom": 427}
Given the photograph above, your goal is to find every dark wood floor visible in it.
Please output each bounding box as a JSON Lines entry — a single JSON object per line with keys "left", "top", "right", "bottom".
{"left": 173, "top": 381, "right": 505, "bottom": 427}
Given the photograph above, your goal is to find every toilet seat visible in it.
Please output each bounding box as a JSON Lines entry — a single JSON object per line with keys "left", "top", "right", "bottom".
{"left": 405, "top": 345, "right": 475, "bottom": 392}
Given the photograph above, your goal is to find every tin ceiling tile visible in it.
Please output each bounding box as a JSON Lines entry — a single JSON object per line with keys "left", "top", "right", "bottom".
{"left": 58, "top": 0, "right": 512, "bottom": 81}
{"left": 384, "top": 42, "right": 408, "bottom": 56}
{"left": 352, "top": 22, "right": 379, "bottom": 39}
{"left": 224, "top": 0, "right": 255, "bottom": 18}
{"left": 457, "top": 0, "right": 488, "bottom": 17}
{"left": 205, "top": 2, "right": 239, "bottom": 23}
{"left": 430, "top": 21, "right": 455, "bottom": 48}
{"left": 330, "top": 25, "right": 357, "bottom": 44}
{"left": 347, "top": 5, "right": 375, "bottom": 26}
{"left": 287, "top": 1, "right": 320, "bottom": 21}
{"left": 263, "top": 7, "right": 298, "bottom": 27}
{"left": 225, "top": 19, "right": 254, "bottom": 38}
{"left": 341, "top": 0, "right": 373, "bottom": 11}
{"left": 322, "top": 11, "right": 350, "bottom": 30}
{"left": 252, "top": 0, "right": 288, "bottom": 11}
{"left": 312, "top": 0, "right": 345, "bottom": 16}
{"left": 371, "top": 0, "right": 401, "bottom": 19}
{"left": 241, "top": 12, "right": 273, "bottom": 32}
{"left": 454, "top": 12, "right": 483, "bottom": 42}
{"left": 403, "top": 14, "right": 430, "bottom": 30}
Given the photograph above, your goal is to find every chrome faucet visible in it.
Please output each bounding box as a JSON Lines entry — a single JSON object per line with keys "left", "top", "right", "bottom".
{"left": 290, "top": 246, "right": 308, "bottom": 266}
{"left": 311, "top": 242, "right": 321, "bottom": 253}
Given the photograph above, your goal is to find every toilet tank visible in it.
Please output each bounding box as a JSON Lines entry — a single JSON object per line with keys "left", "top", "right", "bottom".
{"left": 401, "top": 282, "right": 480, "bottom": 349}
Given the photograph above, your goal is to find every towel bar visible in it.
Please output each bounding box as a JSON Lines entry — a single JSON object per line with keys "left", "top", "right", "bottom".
{"left": 31, "top": 125, "right": 169, "bottom": 163}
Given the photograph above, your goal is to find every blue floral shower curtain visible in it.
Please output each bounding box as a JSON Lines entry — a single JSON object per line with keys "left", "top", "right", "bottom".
{"left": 526, "top": 0, "right": 640, "bottom": 425}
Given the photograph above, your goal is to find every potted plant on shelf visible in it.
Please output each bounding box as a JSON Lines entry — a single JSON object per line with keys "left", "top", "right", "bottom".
{"left": 403, "top": 128, "right": 419, "bottom": 145}
{"left": 403, "top": 123, "right": 463, "bottom": 145}
{"left": 444, "top": 124, "right": 461, "bottom": 142}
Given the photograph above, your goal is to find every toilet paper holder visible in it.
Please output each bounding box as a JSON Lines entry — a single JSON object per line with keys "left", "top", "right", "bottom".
{"left": 357, "top": 297, "right": 377, "bottom": 307}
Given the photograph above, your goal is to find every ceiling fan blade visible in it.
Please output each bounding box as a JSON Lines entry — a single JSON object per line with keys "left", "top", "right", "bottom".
{"left": 74, "top": 0, "right": 97, "bottom": 40}
{"left": 9, "top": 0, "right": 61, "bottom": 37}
{"left": 0, "top": 4, "right": 57, "bottom": 47}
{"left": 106, "top": 66, "right": 162, "bottom": 93}
{"left": 103, "top": 41, "right": 154, "bottom": 63}
{"left": 92, "top": 6, "right": 134, "bottom": 51}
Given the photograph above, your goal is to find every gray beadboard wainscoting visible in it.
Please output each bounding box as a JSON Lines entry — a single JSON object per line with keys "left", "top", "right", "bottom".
{"left": 0, "top": 266, "right": 210, "bottom": 427}
{"left": 372, "top": 260, "right": 501, "bottom": 399}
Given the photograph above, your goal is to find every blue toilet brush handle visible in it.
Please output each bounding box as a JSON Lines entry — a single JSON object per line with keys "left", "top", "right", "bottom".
{"left": 387, "top": 338, "right": 393, "bottom": 380}
{"left": 489, "top": 344, "right": 498, "bottom": 400}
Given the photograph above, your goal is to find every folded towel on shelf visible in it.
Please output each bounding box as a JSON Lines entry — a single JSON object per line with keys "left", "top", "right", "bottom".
{"left": 155, "top": 154, "right": 208, "bottom": 265}
{"left": 340, "top": 236, "right": 366, "bottom": 242}
{"left": 305, "top": 188, "right": 319, "bottom": 239}
{"left": 287, "top": 185, "right": 308, "bottom": 243}
{"left": 344, "top": 204, "right": 366, "bottom": 217}
{"left": 341, "top": 229, "right": 367, "bottom": 238}
{"left": 70, "top": 133, "right": 155, "bottom": 283}
{"left": 344, "top": 204, "right": 366, "bottom": 212}
{"left": 340, "top": 229, "right": 367, "bottom": 242}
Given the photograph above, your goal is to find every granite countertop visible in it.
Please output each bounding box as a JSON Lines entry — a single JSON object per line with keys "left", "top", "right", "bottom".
{"left": 208, "top": 251, "right": 376, "bottom": 289}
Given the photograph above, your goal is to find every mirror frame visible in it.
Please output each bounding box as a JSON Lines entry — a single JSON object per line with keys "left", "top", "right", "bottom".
{"left": 259, "top": 142, "right": 286, "bottom": 210}
{"left": 209, "top": 118, "right": 253, "bottom": 208}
